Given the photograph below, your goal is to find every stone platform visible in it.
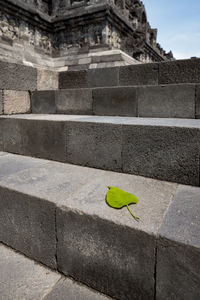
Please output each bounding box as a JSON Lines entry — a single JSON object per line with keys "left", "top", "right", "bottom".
{"left": 0, "top": 152, "right": 199, "bottom": 300}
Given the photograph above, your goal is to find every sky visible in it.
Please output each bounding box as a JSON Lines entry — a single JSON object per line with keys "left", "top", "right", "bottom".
{"left": 141, "top": 0, "right": 200, "bottom": 59}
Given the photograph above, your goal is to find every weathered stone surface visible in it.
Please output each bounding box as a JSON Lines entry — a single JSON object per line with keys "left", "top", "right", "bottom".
{"left": 196, "top": 84, "right": 200, "bottom": 119}
{"left": 93, "top": 87, "right": 137, "bottom": 116}
{"left": 57, "top": 210, "right": 155, "bottom": 300}
{"left": 55, "top": 89, "right": 93, "bottom": 114}
{"left": 159, "top": 59, "right": 200, "bottom": 84}
{"left": 0, "top": 61, "right": 37, "bottom": 91}
{"left": 122, "top": 121, "right": 200, "bottom": 185}
{"left": 0, "top": 90, "right": 3, "bottom": 115}
{"left": 88, "top": 68, "right": 119, "bottom": 88}
{"left": 1, "top": 118, "right": 24, "bottom": 154}
{"left": 44, "top": 278, "right": 112, "bottom": 300}
{"left": 2, "top": 118, "right": 66, "bottom": 161}
{"left": 22, "top": 119, "right": 66, "bottom": 162}
{"left": 0, "top": 188, "right": 57, "bottom": 268}
{"left": 37, "top": 69, "right": 58, "bottom": 91}
{"left": 137, "top": 84, "right": 196, "bottom": 118}
{"left": 0, "top": 244, "right": 60, "bottom": 300}
{"left": 59, "top": 70, "right": 88, "bottom": 89}
{"left": 0, "top": 152, "right": 177, "bottom": 300}
{"left": 157, "top": 185, "right": 200, "bottom": 300}
{"left": 4, "top": 90, "right": 31, "bottom": 115}
{"left": 0, "top": 151, "right": 48, "bottom": 180}
{"left": 31, "top": 91, "right": 56, "bottom": 114}
{"left": 65, "top": 121, "right": 122, "bottom": 171}
{"left": 119, "top": 64, "right": 158, "bottom": 86}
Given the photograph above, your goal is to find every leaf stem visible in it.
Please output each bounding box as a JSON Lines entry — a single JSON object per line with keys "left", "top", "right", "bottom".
{"left": 126, "top": 205, "right": 140, "bottom": 221}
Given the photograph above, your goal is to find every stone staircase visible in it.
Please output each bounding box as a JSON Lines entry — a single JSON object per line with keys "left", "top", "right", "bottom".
{"left": 0, "top": 59, "right": 200, "bottom": 300}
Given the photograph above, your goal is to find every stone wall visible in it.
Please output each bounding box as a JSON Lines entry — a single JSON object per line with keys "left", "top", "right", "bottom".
{"left": 0, "top": 0, "right": 174, "bottom": 69}
{"left": 0, "top": 61, "right": 58, "bottom": 115}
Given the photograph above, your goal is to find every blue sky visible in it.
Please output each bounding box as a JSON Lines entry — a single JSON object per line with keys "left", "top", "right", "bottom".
{"left": 142, "top": 0, "right": 200, "bottom": 59}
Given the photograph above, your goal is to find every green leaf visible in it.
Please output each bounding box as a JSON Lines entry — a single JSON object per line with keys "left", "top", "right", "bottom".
{"left": 106, "top": 186, "right": 140, "bottom": 220}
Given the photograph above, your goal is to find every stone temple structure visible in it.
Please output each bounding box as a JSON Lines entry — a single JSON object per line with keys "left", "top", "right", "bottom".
{"left": 0, "top": 0, "right": 174, "bottom": 70}
{"left": 1, "top": 2, "right": 200, "bottom": 300}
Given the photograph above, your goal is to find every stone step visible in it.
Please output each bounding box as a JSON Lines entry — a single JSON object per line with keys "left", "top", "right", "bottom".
{"left": 0, "top": 152, "right": 199, "bottom": 300}
{"left": 31, "top": 84, "right": 199, "bottom": 119}
{"left": 0, "top": 243, "right": 112, "bottom": 300}
{"left": 1, "top": 115, "right": 200, "bottom": 186}
{"left": 59, "top": 58, "right": 200, "bottom": 89}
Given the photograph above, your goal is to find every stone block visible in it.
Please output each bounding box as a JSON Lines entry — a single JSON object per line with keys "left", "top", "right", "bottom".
{"left": 122, "top": 122, "right": 200, "bottom": 185}
{"left": 0, "top": 61, "right": 37, "bottom": 91}
{"left": 44, "top": 278, "right": 110, "bottom": 300}
{"left": 65, "top": 121, "right": 122, "bottom": 171}
{"left": 37, "top": 69, "right": 58, "bottom": 90}
{"left": 4, "top": 90, "right": 31, "bottom": 115}
{"left": 159, "top": 59, "right": 200, "bottom": 84}
{"left": 31, "top": 91, "right": 56, "bottom": 114}
{"left": 59, "top": 70, "right": 88, "bottom": 89}
{"left": 93, "top": 87, "right": 137, "bottom": 116}
{"left": 2, "top": 118, "right": 66, "bottom": 162}
{"left": 0, "top": 90, "right": 3, "bottom": 115}
{"left": 0, "top": 188, "right": 57, "bottom": 268}
{"left": 0, "top": 244, "right": 60, "bottom": 300}
{"left": 55, "top": 89, "right": 93, "bottom": 114}
{"left": 21, "top": 119, "right": 66, "bottom": 162}
{"left": 0, "top": 152, "right": 177, "bottom": 300}
{"left": 137, "top": 84, "right": 196, "bottom": 118}
{"left": 119, "top": 63, "right": 158, "bottom": 86}
{"left": 88, "top": 67, "right": 119, "bottom": 88}
{"left": 196, "top": 84, "right": 200, "bottom": 119}
{"left": 157, "top": 186, "right": 200, "bottom": 300}
{"left": 2, "top": 118, "right": 24, "bottom": 154}
{"left": 57, "top": 209, "right": 155, "bottom": 300}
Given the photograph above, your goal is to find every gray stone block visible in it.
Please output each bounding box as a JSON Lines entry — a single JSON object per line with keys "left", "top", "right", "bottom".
{"left": 2, "top": 118, "right": 66, "bottom": 162}
{"left": 196, "top": 84, "right": 200, "bottom": 119}
{"left": 93, "top": 87, "right": 137, "bottom": 116}
{"left": 59, "top": 70, "right": 88, "bottom": 89}
{"left": 122, "top": 124, "right": 200, "bottom": 186}
{"left": 55, "top": 89, "right": 93, "bottom": 114}
{"left": 31, "top": 91, "right": 56, "bottom": 114}
{"left": 0, "top": 90, "right": 3, "bottom": 115}
{"left": 37, "top": 69, "right": 58, "bottom": 90}
{"left": 44, "top": 278, "right": 111, "bottom": 300}
{"left": 65, "top": 122, "right": 122, "bottom": 171}
{"left": 2, "top": 118, "right": 24, "bottom": 154}
{"left": 21, "top": 119, "right": 66, "bottom": 162}
{"left": 0, "top": 152, "right": 177, "bottom": 299}
{"left": 88, "top": 67, "right": 119, "bottom": 88}
{"left": 4, "top": 90, "right": 31, "bottom": 115}
{"left": 157, "top": 185, "right": 200, "bottom": 300}
{"left": 57, "top": 209, "right": 155, "bottom": 300}
{"left": 0, "top": 61, "right": 37, "bottom": 91}
{"left": 0, "top": 244, "right": 60, "bottom": 300}
{"left": 159, "top": 59, "right": 200, "bottom": 84}
{"left": 137, "top": 84, "right": 196, "bottom": 118}
{"left": 0, "top": 188, "right": 57, "bottom": 268}
{"left": 119, "top": 63, "right": 158, "bottom": 86}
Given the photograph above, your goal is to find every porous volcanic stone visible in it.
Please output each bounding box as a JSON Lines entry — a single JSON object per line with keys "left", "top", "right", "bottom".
{"left": 157, "top": 185, "right": 200, "bottom": 300}
{"left": 93, "top": 87, "right": 137, "bottom": 116}
{"left": 119, "top": 63, "right": 158, "bottom": 86}
{"left": 159, "top": 59, "right": 200, "bottom": 84}
{"left": 0, "top": 61, "right": 37, "bottom": 91}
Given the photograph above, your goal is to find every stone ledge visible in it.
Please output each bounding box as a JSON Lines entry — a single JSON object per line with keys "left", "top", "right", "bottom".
{"left": 32, "top": 84, "right": 198, "bottom": 119}
{"left": 157, "top": 185, "right": 200, "bottom": 300}
{"left": 0, "top": 152, "right": 177, "bottom": 300}
{"left": 0, "top": 153, "right": 199, "bottom": 299}
{"left": 1, "top": 115, "right": 200, "bottom": 185}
